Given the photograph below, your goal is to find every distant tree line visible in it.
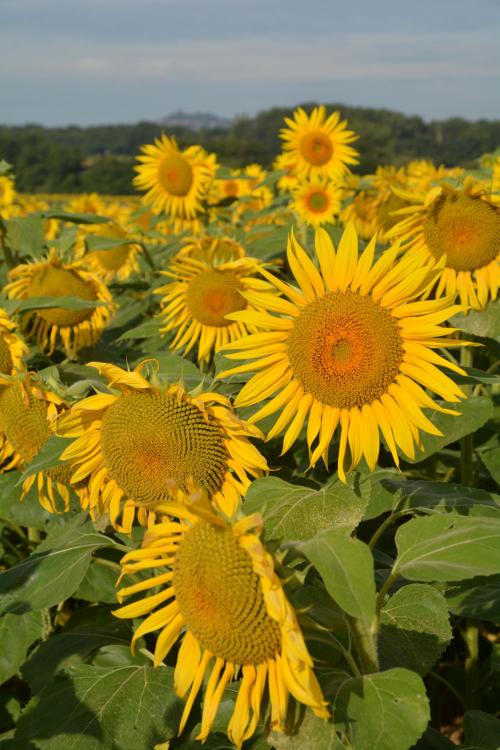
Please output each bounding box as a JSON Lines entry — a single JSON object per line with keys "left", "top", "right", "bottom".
{"left": 1, "top": 102, "right": 499, "bottom": 194}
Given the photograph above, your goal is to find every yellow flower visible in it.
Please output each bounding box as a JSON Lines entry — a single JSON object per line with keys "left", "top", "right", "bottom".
{"left": 340, "top": 190, "right": 378, "bottom": 240}
{"left": 0, "top": 176, "right": 16, "bottom": 208}
{"left": 134, "top": 134, "right": 215, "bottom": 230}
{"left": 273, "top": 152, "right": 300, "bottom": 193}
{"left": 78, "top": 222, "right": 140, "bottom": 283}
{"left": 58, "top": 362, "right": 268, "bottom": 531}
{"left": 389, "top": 178, "right": 500, "bottom": 309}
{"left": 0, "top": 308, "right": 28, "bottom": 374}
{"left": 280, "top": 106, "right": 359, "bottom": 179}
{"left": 291, "top": 177, "right": 342, "bottom": 227}
{"left": 114, "top": 499, "right": 329, "bottom": 748}
{"left": 0, "top": 374, "right": 72, "bottom": 513}
{"left": 219, "top": 225, "right": 467, "bottom": 480}
{"left": 156, "top": 242, "right": 275, "bottom": 363}
{"left": 5, "top": 248, "right": 114, "bottom": 355}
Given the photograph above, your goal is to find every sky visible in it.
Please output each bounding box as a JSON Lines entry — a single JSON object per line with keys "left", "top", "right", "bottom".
{"left": 1, "top": 0, "right": 500, "bottom": 126}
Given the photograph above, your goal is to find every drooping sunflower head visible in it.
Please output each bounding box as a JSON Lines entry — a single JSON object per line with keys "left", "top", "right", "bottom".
{"left": 5, "top": 248, "right": 115, "bottom": 355}
{"left": 219, "top": 224, "right": 468, "bottom": 480}
{"left": 280, "top": 106, "right": 359, "bottom": 179}
{"left": 133, "top": 134, "right": 215, "bottom": 230}
{"left": 156, "top": 243, "right": 276, "bottom": 363}
{"left": 291, "top": 177, "right": 342, "bottom": 227}
{"left": 114, "top": 500, "right": 329, "bottom": 747}
{"left": 0, "top": 373, "right": 72, "bottom": 513}
{"left": 78, "top": 222, "right": 141, "bottom": 283}
{"left": 390, "top": 178, "right": 500, "bottom": 309}
{"left": 0, "top": 308, "right": 28, "bottom": 375}
{"left": 58, "top": 361, "right": 268, "bottom": 531}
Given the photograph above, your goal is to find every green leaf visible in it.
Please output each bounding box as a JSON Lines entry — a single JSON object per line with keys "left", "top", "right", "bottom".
{"left": 40, "top": 211, "right": 111, "bottom": 225}
{"left": 0, "top": 611, "right": 43, "bottom": 684}
{"left": 334, "top": 668, "right": 430, "bottom": 750}
{"left": 451, "top": 300, "right": 500, "bottom": 341}
{"left": 394, "top": 515, "right": 500, "bottom": 582}
{"left": 407, "top": 397, "right": 494, "bottom": 463}
{"left": 12, "top": 296, "right": 106, "bottom": 314}
{"left": 22, "top": 611, "right": 132, "bottom": 693}
{"left": 462, "top": 710, "right": 500, "bottom": 750}
{"left": 378, "top": 584, "right": 452, "bottom": 675}
{"left": 0, "top": 516, "right": 113, "bottom": 615}
{"left": 412, "top": 727, "right": 456, "bottom": 749}
{"left": 244, "top": 477, "right": 367, "bottom": 540}
{"left": 298, "top": 529, "right": 376, "bottom": 622}
{"left": 0, "top": 472, "right": 63, "bottom": 530}
{"left": 5, "top": 215, "right": 45, "bottom": 257}
{"left": 269, "top": 711, "right": 340, "bottom": 749}
{"left": 381, "top": 478, "right": 500, "bottom": 518}
{"left": 85, "top": 235, "right": 133, "bottom": 251}
{"left": 74, "top": 559, "right": 120, "bottom": 604}
{"left": 134, "top": 353, "right": 203, "bottom": 389}
{"left": 19, "top": 435, "right": 72, "bottom": 483}
{"left": 15, "top": 664, "right": 183, "bottom": 750}
{"left": 481, "top": 445, "right": 500, "bottom": 485}
{"left": 445, "top": 574, "right": 500, "bottom": 624}
{"left": 118, "top": 319, "right": 160, "bottom": 341}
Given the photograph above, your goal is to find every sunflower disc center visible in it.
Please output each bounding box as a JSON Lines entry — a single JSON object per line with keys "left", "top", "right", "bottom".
{"left": 287, "top": 291, "right": 404, "bottom": 409}
{"left": 101, "top": 391, "right": 228, "bottom": 507}
{"left": 0, "top": 384, "right": 50, "bottom": 463}
{"left": 423, "top": 194, "right": 500, "bottom": 271}
{"left": 186, "top": 269, "right": 246, "bottom": 327}
{"left": 93, "top": 245, "right": 131, "bottom": 271}
{"left": 174, "top": 522, "right": 281, "bottom": 664}
{"left": 158, "top": 154, "right": 194, "bottom": 196}
{"left": 306, "top": 189, "right": 329, "bottom": 213}
{"left": 27, "top": 265, "right": 97, "bottom": 326}
{"left": 300, "top": 131, "right": 333, "bottom": 166}
{"left": 0, "top": 335, "right": 13, "bottom": 375}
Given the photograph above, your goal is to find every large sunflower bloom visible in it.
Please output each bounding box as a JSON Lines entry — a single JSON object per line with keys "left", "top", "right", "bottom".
{"left": 58, "top": 362, "right": 267, "bottom": 531}
{"left": 5, "top": 248, "right": 114, "bottom": 355}
{"left": 280, "top": 106, "right": 359, "bottom": 180}
{"left": 219, "top": 226, "right": 467, "bottom": 480}
{"left": 0, "top": 308, "right": 28, "bottom": 374}
{"left": 156, "top": 243, "right": 276, "bottom": 363}
{"left": 389, "top": 178, "right": 500, "bottom": 309}
{"left": 0, "top": 374, "right": 72, "bottom": 512}
{"left": 114, "top": 498, "right": 329, "bottom": 747}
{"left": 134, "top": 134, "right": 215, "bottom": 229}
{"left": 290, "top": 177, "right": 342, "bottom": 227}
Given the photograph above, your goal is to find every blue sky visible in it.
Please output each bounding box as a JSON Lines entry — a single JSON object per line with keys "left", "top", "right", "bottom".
{"left": 1, "top": 0, "right": 499, "bottom": 126}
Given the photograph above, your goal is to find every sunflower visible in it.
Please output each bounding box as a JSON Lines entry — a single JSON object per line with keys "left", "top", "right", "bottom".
{"left": 0, "top": 176, "right": 16, "bottom": 209}
{"left": 0, "top": 308, "right": 28, "bottom": 375}
{"left": 58, "top": 362, "right": 267, "bottom": 531}
{"left": 280, "top": 106, "right": 359, "bottom": 180}
{"left": 273, "top": 152, "right": 299, "bottom": 193}
{"left": 78, "top": 222, "right": 140, "bottom": 283}
{"left": 156, "top": 244, "right": 275, "bottom": 363}
{"left": 5, "top": 248, "right": 114, "bottom": 355}
{"left": 291, "top": 177, "right": 342, "bottom": 227}
{"left": 389, "top": 178, "right": 500, "bottom": 309}
{"left": 134, "top": 134, "right": 215, "bottom": 229}
{"left": 114, "top": 496, "right": 329, "bottom": 747}
{"left": 219, "top": 225, "right": 467, "bottom": 480}
{"left": 0, "top": 374, "right": 71, "bottom": 513}
{"left": 340, "top": 190, "right": 378, "bottom": 240}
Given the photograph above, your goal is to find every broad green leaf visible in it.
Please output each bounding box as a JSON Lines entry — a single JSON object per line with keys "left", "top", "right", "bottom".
{"left": 14, "top": 664, "right": 183, "bottom": 750}
{"left": 19, "top": 435, "right": 72, "bottom": 483}
{"left": 462, "top": 710, "right": 500, "bottom": 750}
{"left": 5, "top": 215, "right": 45, "bottom": 256}
{"left": 12, "top": 296, "right": 106, "bottom": 314}
{"left": 299, "top": 529, "right": 376, "bottom": 622}
{"left": 451, "top": 301, "right": 500, "bottom": 341}
{"left": 407, "top": 397, "right": 494, "bottom": 463}
{"left": 381, "top": 478, "right": 500, "bottom": 518}
{"left": 335, "top": 668, "right": 430, "bottom": 750}
{"left": 445, "top": 574, "right": 500, "bottom": 624}
{"left": 481, "top": 445, "right": 500, "bottom": 485}
{"left": 269, "top": 711, "right": 340, "bottom": 749}
{"left": 394, "top": 515, "right": 500, "bottom": 582}
{"left": 134, "top": 352, "right": 203, "bottom": 389}
{"left": 455, "top": 366, "right": 500, "bottom": 386}
{"left": 378, "top": 584, "right": 452, "bottom": 675}
{"left": 412, "top": 728, "right": 455, "bottom": 749}
{"left": 118, "top": 319, "right": 160, "bottom": 341}
{"left": 85, "top": 235, "right": 134, "bottom": 251}
{"left": 22, "top": 613, "right": 133, "bottom": 693}
{"left": 244, "top": 477, "right": 367, "bottom": 540}
{"left": 41, "top": 211, "right": 111, "bottom": 225}
{"left": 0, "top": 611, "right": 43, "bottom": 684}
{"left": 74, "top": 559, "right": 120, "bottom": 604}
{"left": 0, "top": 472, "right": 64, "bottom": 530}
{"left": 0, "top": 516, "right": 113, "bottom": 615}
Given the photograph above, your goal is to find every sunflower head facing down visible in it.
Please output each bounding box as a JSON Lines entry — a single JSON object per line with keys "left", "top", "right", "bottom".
{"left": 133, "top": 134, "right": 215, "bottom": 231}
{"left": 114, "top": 496, "right": 329, "bottom": 747}
{"left": 389, "top": 177, "right": 500, "bottom": 309}
{"left": 291, "top": 177, "right": 342, "bottom": 227}
{"left": 156, "top": 241, "right": 276, "bottom": 363}
{"left": 78, "top": 222, "right": 140, "bottom": 283}
{"left": 58, "top": 362, "right": 268, "bottom": 531}
{"left": 0, "top": 373, "right": 72, "bottom": 513}
{"left": 219, "top": 225, "right": 468, "bottom": 480}
{"left": 280, "top": 106, "right": 359, "bottom": 180}
{"left": 5, "top": 248, "right": 114, "bottom": 355}
{"left": 0, "top": 308, "right": 28, "bottom": 375}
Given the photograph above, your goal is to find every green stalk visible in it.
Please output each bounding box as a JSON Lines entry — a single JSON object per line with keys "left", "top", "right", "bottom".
{"left": 464, "top": 620, "right": 480, "bottom": 709}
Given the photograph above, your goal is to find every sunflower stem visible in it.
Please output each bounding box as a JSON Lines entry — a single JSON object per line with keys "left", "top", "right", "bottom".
{"left": 464, "top": 620, "right": 480, "bottom": 709}
{"left": 368, "top": 509, "right": 415, "bottom": 551}
{"left": 138, "top": 242, "right": 156, "bottom": 271}
{"left": 350, "top": 617, "right": 379, "bottom": 674}
{"left": 27, "top": 527, "right": 40, "bottom": 544}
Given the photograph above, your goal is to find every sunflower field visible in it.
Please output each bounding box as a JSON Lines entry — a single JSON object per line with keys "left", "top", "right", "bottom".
{"left": 0, "top": 106, "right": 499, "bottom": 750}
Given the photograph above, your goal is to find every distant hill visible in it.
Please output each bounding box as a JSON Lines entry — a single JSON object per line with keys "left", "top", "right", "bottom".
{"left": 1, "top": 102, "right": 498, "bottom": 194}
